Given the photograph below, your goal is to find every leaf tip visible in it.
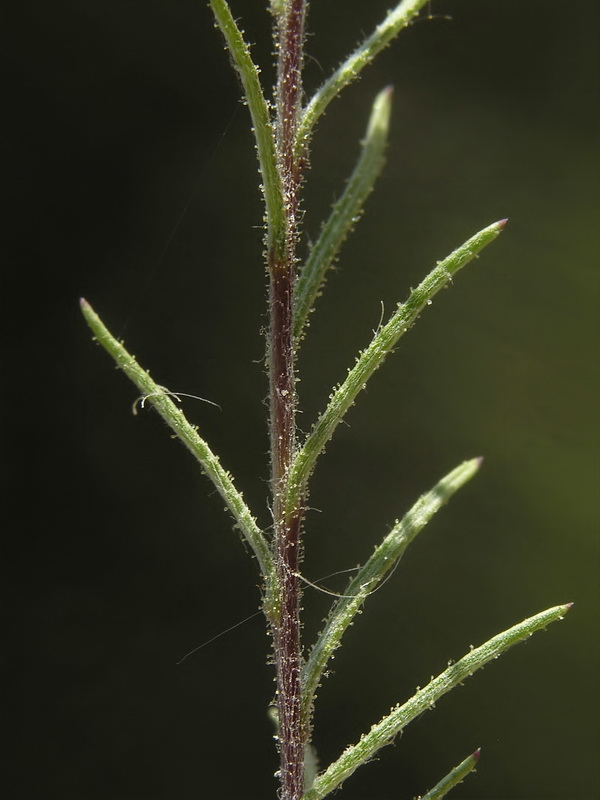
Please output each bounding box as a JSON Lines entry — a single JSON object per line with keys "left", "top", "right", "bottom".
{"left": 369, "top": 85, "right": 394, "bottom": 134}
{"left": 460, "top": 456, "right": 484, "bottom": 481}
{"left": 495, "top": 218, "right": 509, "bottom": 230}
{"left": 472, "top": 747, "right": 481, "bottom": 762}
{"left": 80, "top": 298, "right": 96, "bottom": 324}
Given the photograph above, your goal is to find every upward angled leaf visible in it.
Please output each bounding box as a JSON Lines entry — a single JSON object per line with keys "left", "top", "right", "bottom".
{"left": 303, "top": 603, "right": 572, "bottom": 800}
{"left": 419, "top": 749, "right": 481, "bottom": 800}
{"left": 209, "top": 0, "right": 285, "bottom": 259}
{"left": 294, "top": 86, "right": 393, "bottom": 342}
{"left": 79, "top": 299, "right": 278, "bottom": 615}
{"left": 301, "top": 458, "right": 482, "bottom": 730}
{"left": 287, "top": 219, "right": 506, "bottom": 511}
{"left": 297, "top": 0, "right": 431, "bottom": 154}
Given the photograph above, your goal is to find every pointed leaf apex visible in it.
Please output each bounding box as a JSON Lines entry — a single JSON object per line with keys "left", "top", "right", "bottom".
{"left": 495, "top": 218, "right": 509, "bottom": 229}
{"left": 368, "top": 85, "right": 394, "bottom": 138}
{"left": 450, "top": 457, "right": 483, "bottom": 488}
{"left": 472, "top": 747, "right": 482, "bottom": 761}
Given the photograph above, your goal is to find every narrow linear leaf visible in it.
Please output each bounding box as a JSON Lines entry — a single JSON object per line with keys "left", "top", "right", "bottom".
{"left": 287, "top": 219, "right": 506, "bottom": 510}
{"left": 79, "top": 299, "right": 277, "bottom": 610}
{"left": 209, "top": 0, "right": 285, "bottom": 258}
{"left": 294, "top": 86, "right": 393, "bottom": 342}
{"left": 297, "top": 0, "right": 430, "bottom": 153}
{"left": 302, "top": 458, "right": 482, "bottom": 729}
{"left": 419, "top": 748, "right": 481, "bottom": 800}
{"left": 303, "top": 603, "right": 572, "bottom": 800}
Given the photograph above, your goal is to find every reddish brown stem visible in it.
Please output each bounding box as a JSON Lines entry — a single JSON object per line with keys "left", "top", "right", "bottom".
{"left": 269, "top": 2, "right": 307, "bottom": 800}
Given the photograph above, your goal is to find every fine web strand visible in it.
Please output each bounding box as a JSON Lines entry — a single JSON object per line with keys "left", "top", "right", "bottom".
{"left": 176, "top": 610, "right": 262, "bottom": 664}
{"left": 132, "top": 388, "right": 222, "bottom": 416}
{"left": 295, "top": 555, "right": 403, "bottom": 599}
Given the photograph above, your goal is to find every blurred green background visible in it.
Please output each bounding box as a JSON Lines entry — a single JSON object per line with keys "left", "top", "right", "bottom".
{"left": 3, "top": 1, "right": 598, "bottom": 798}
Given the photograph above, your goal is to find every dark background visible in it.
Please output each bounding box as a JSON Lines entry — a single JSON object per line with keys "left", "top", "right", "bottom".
{"left": 2, "top": 1, "right": 598, "bottom": 798}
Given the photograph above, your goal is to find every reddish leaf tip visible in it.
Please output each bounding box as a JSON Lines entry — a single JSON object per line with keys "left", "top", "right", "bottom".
{"left": 472, "top": 747, "right": 482, "bottom": 761}
{"left": 496, "top": 218, "right": 509, "bottom": 229}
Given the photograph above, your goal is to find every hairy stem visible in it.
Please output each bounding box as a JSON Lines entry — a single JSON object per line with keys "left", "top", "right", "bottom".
{"left": 270, "top": 3, "right": 308, "bottom": 799}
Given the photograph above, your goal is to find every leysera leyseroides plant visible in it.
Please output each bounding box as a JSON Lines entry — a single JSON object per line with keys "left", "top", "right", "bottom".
{"left": 80, "top": 2, "right": 571, "bottom": 799}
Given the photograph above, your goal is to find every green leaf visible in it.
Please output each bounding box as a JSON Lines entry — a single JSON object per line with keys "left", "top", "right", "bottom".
{"left": 302, "top": 458, "right": 482, "bottom": 731}
{"left": 287, "top": 219, "right": 506, "bottom": 511}
{"left": 419, "top": 749, "right": 481, "bottom": 800}
{"left": 209, "top": 0, "right": 286, "bottom": 259}
{"left": 294, "top": 86, "right": 393, "bottom": 342}
{"left": 303, "top": 603, "right": 572, "bottom": 800}
{"left": 297, "top": 0, "right": 431, "bottom": 154}
{"left": 79, "top": 299, "right": 278, "bottom": 614}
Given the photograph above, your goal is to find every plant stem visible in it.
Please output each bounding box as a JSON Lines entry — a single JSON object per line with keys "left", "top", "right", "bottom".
{"left": 270, "top": 3, "right": 308, "bottom": 800}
